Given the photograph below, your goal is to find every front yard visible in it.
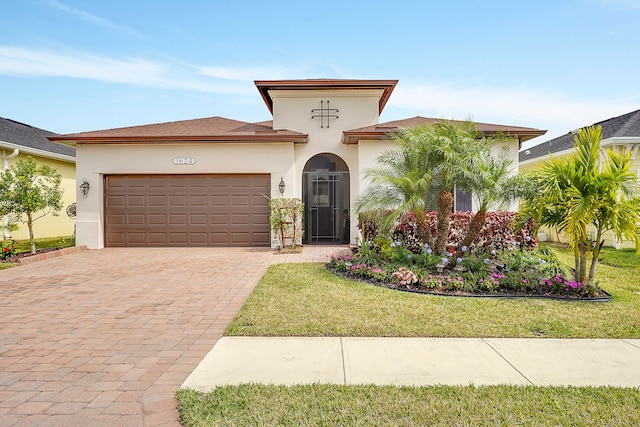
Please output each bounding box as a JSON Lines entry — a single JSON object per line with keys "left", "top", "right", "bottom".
{"left": 177, "top": 245, "right": 640, "bottom": 426}
{"left": 226, "top": 246, "right": 640, "bottom": 338}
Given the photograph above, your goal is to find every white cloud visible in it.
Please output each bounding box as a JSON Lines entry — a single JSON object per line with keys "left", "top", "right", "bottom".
{"left": 47, "top": 0, "right": 148, "bottom": 39}
{"left": 0, "top": 46, "right": 253, "bottom": 94}
{"left": 388, "top": 81, "right": 639, "bottom": 147}
{"left": 196, "top": 65, "right": 295, "bottom": 81}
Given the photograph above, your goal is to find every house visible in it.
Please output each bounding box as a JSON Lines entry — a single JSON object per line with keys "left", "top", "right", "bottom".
{"left": 49, "top": 79, "right": 545, "bottom": 249}
{"left": 519, "top": 108, "right": 640, "bottom": 248}
{"left": 0, "top": 117, "right": 76, "bottom": 240}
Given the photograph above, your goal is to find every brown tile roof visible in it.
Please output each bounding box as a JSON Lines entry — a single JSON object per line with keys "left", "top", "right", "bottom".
{"left": 254, "top": 79, "right": 398, "bottom": 115}
{"left": 49, "top": 116, "right": 308, "bottom": 145}
{"left": 342, "top": 116, "right": 546, "bottom": 145}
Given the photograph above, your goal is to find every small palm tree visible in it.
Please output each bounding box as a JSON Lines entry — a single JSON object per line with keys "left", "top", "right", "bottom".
{"left": 421, "top": 121, "right": 486, "bottom": 255}
{"left": 523, "top": 126, "right": 640, "bottom": 286}
{"left": 355, "top": 127, "right": 437, "bottom": 248}
{"left": 456, "top": 147, "right": 528, "bottom": 256}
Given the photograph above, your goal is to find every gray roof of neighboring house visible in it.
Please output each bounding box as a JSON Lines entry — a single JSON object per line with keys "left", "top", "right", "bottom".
{"left": 0, "top": 117, "right": 75, "bottom": 158}
{"left": 520, "top": 109, "right": 640, "bottom": 162}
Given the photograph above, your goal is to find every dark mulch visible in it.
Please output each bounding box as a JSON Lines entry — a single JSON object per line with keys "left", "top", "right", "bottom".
{"left": 326, "top": 265, "right": 612, "bottom": 302}
{"left": 1, "top": 247, "right": 62, "bottom": 263}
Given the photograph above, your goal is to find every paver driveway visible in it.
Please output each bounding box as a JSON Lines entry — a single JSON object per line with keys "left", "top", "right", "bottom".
{"left": 0, "top": 246, "right": 347, "bottom": 426}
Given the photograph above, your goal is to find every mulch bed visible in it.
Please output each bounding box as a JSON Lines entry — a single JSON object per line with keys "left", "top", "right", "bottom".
{"left": 327, "top": 265, "right": 612, "bottom": 302}
{"left": 1, "top": 247, "right": 63, "bottom": 263}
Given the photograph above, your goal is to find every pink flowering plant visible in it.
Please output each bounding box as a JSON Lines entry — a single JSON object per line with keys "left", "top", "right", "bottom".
{"left": 391, "top": 267, "right": 418, "bottom": 286}
{"left": 543, "top": 275, "right": 587, "bottom": 296}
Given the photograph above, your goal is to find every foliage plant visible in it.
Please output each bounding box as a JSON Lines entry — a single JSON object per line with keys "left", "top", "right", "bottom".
{"left": 522, "top": 125, "right": 640, "bottom": 286}
{"left": 355, "top": 121, "right": 491, "bottom": 255}
{"left": 268, "top": 197, "right": 304, "bottom": 249}
{"left": 0, "top": 156, "right": 63, "bottom": 254}
{"left": 330, "top": 237, "right": 596, "bottom": 298}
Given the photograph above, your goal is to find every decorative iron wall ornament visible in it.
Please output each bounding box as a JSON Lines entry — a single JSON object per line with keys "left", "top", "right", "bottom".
{"left": 311, "top": 100, "right": 339, "bottom": 128}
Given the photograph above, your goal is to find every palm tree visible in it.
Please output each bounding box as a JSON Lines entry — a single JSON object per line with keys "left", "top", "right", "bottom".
{"left": 355, "top": 120, "right": 489, "bottom": 255}
{"left": 421, "top": 121, "right": 486, "bottom": 255}
{"left": 354, "top": 126, "right": 437, "bottom": 248}
{"left": 523, "top": 126, "right": 640, "bottom": 286}
{"left": 456, "top": 146, "right": 529, "bottom": 256}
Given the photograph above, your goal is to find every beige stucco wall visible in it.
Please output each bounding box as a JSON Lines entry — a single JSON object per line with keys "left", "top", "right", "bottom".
{"left": 271, "top": 88, "right": 384, "bottom": 242}
{"left": 2, "top": 151, "right": 76, "bottom": 241}
{"left": 75, "top": 142, "right": 295, "bottom": 249}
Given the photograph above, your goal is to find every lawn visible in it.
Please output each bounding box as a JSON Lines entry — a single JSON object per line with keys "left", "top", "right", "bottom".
{"left": 181, "top": 244, "right": 640, "bottom": 426}
{"left": 177, "top": 384, "right": 640, "bottom": 427}
{"left": 226, "top": 246, "right": 640, "bottom": 338}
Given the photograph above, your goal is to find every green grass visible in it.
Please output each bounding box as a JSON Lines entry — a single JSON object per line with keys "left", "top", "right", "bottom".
{"left": 13, "top": 235, "right": 75, "bottom": 253}
{"left": 177, "top": 384, "right": 640, "bottom": 427}
{"left": 226, "top": 259, "right": 640, "bottom": 338}
{"left": 184, "top": 245, "right": 640, "bottom": 425}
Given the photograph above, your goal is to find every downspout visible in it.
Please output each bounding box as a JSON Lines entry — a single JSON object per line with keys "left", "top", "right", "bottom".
{"left": 2, "top": 149, "right": 20, "bottom": 239}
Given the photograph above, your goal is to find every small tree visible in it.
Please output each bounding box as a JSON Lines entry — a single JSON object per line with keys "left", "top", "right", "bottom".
{"left": 268, "top": 197, "right": 304, "bottom": 249}
{"left": 0, "top": 156, "right": 63, "bottom": 254}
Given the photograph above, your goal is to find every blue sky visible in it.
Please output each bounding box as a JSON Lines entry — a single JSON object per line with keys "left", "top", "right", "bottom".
{"left": 2, "top": 0, "right": 639, "bottom": 149}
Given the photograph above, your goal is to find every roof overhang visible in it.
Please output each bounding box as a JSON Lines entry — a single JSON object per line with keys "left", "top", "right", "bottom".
{"left": 0, "top": 140, "right": 75, "bottom": 163}
{"left": 341, "top": 129, "right": 546, "bottom": 146}
{"left": 48, "top": 134, "right": 309, "bottom": 146}
{"left": 254, "top": 79, "right": 398, "bottom": 115}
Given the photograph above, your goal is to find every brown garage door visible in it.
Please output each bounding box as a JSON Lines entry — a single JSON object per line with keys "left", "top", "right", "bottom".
{"left": 104, "top": 174, "right": 270, "bottom": 247}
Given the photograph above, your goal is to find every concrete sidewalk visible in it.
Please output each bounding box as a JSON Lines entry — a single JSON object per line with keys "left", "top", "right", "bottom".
{"left": 182, "top": 337, "right": 640, "bottom": 391}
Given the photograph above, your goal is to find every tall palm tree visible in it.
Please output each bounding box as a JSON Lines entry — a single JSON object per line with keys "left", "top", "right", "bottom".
{"left": 523, "top": 126, "right": 640, "bottom": 285}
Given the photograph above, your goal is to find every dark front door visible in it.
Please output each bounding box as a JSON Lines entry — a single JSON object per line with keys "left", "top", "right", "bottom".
{"left": 304, "top": 172, "right": 348, "bottom": 243}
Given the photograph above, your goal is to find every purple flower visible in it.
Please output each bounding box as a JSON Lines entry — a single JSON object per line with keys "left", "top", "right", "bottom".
{"left": 456, "top": 258, "right": 462, "bottom": 263}
{"left": 461, "top": 246, "right": 468, "bottom": 252}
{"left": 484, "top": 258, "right": 490, "bottom": 264}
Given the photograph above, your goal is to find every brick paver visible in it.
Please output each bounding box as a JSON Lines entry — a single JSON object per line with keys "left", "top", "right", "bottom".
{"left": 0, "top": 245, "right": 348, "bottom": 426}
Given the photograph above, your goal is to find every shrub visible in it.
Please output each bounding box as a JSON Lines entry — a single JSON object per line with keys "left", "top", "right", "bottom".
{"left": 1, "top": 239, "right": 18, "bottom": 260}
{"left": 361, "top": 210, "right": 537, "bottom": 254}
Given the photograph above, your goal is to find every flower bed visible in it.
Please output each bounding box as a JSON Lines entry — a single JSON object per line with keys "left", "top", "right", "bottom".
{"left": 328, "top": 243, "right": 611, "bottom": 301}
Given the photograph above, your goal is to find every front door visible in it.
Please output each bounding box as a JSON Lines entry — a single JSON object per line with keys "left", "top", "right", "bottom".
{"left": 304, "top": 172, "right": 349, "bottom": 243}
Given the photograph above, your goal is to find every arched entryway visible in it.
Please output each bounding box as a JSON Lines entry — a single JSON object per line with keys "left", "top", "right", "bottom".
{"left": 302, "top": 153, "right": 350, "bottom": 244}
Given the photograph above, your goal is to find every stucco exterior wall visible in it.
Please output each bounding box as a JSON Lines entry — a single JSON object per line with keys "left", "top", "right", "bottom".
{"left": 271, "top": 89, "right": 383, "bottom": 243}
{"left": 75, "top": 142, "right": 295, "bottom": 249}
{"left": 2, "top": 152, "right": 75, "bottom": 241}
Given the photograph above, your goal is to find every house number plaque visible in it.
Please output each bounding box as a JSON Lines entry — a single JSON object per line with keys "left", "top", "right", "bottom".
{"left": 173, "top": 157, "right": 196, "bottom": 165}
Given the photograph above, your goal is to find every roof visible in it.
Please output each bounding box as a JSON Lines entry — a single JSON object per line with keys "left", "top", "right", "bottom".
{"left": 254, "top": 79, "right": 398, "bottom": 115}
{"left": 342, "top": 116, "right": 546, "bottom": 145}
{"left": 49, "top": 116, "right": 309, "bottom": 145}
{"left": 520, "top": 109, "right": 640, "bottom": 162}
{"left": 0, "top": 117, "right": 75, "bottom": 159}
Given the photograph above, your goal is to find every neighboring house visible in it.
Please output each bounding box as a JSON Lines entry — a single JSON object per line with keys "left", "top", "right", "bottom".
{"left": 50, "top": 79, "right": 545, "bottom": 249}
{"left": 519, "top": 108, "right": 640, "bottom": 248}
{"left": 0, "top": 117, "right": 76, "bottom": 240}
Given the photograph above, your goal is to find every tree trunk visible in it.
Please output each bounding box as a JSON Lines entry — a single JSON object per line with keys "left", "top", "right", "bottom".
{"left": 579, "top": 242, "right": 589, "bottom": 285}
{"left": 415, "top": 211, "right": 434, "bottom": 250}
{"left": 27, "top": 212, "right": 36, "bottom": 254}
{"left": 458, "top": 208, "right": 487, "bottom": 256}
{"left": 589, "top": 235, "right": 604, "bottom": 285}
{"left": 435, "top": 190, "right": 453, "bottom": 256}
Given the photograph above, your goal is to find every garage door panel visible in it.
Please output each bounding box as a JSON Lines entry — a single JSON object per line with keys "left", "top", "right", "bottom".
{"left": 105, "top": 174, "right": 270, "bottom": 247}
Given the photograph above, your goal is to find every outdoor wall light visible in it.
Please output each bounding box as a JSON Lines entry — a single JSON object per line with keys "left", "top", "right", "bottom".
{"left": 80, "top": 179, "right": 90, "bottom": 198}
{"left": 279, "top": 177, "right": 285, "bottom": 195}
